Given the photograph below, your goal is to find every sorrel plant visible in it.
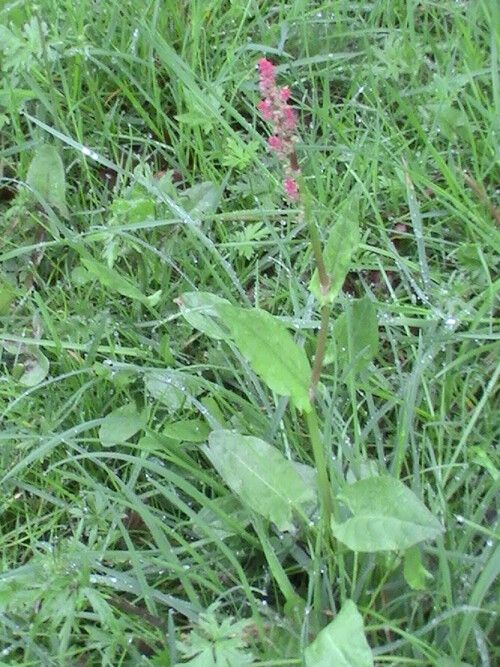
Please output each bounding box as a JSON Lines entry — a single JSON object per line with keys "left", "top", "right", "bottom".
{"left": 175, "top": 61, "right": 444, "bottom": 634}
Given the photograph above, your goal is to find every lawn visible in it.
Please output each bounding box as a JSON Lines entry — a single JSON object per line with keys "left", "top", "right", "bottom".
{"left": 0, "top": 0, "right": 499, "bottom": 665}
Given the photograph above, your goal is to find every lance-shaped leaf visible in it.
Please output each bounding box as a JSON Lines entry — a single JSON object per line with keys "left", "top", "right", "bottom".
{"left": 305, "top": 599, "right": 373, "bottom": 667}
{"left": 334, "top": 296, "right": 379, "bottom": 375}
{"left": 206, "top": 430, "right": 316, "bottom": 532}
{"left": 217, "top": 304, "right": 311, "bottom": 413}
{"left": 26, "top": 144, "right": 68, "bottom": 216}
{"left": 310, "top": 198, "right": 359, "bottom": 306}
{"left": 177, "top": 294, "right": 312, "bottom": 411}
{"left": 331, "top": 476, "right": 444, "bottom": 552}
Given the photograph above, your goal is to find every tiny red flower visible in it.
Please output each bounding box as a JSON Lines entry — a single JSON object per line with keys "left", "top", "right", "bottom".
{"left": 283, "top": 107, "right": 295, "bottom": 129}
{"left": 284, "top": 178, "right": 299, "bottom": 201}
{"left": 258, "top": 58, "right": 276, "bottom": 92}
{"left": 258, "top": 99, "right": 272, "bottom": 120}
{"left": 258, "top": 58, "right": 275, "bottom": 79}
{"left": 268, "top": 136, "right": 282, "bottom": 151}
{"left": 280, "top": 87, "right": 291, "bottom": 101}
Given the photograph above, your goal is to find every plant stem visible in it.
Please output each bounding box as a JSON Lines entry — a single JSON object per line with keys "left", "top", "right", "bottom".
{"left": 306, "top": 213, "right": 331, "bottom": 296}
{"left": 310, "top": 302, "right": 331, "bottom": 398}
{"left": 298, "top": 176, "right": 331, "bottom": 296}
{"left": 306, "top": 406, "right": 332, "bottom": 534}
{"left": 297, "top": 183, "right": 334, "bottom": 531}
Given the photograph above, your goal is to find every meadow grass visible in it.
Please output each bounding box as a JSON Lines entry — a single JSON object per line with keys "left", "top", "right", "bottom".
{"left": 0, "top": 0, "right": 499, "bottom": 665}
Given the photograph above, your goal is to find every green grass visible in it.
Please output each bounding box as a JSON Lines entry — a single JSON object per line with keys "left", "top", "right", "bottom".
{"left": 0, "top": 0, "right": 499, "bottom": 665}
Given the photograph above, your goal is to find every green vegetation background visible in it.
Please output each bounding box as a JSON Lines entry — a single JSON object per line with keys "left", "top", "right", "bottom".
{"left": 0, "top": 0, "right": 498, "bottom": 665}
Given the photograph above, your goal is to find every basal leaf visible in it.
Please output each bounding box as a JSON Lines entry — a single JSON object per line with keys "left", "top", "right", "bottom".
{"left": 145, "top": 370, "right": 203, "bottom": 414}
{"left": 18, "top": 351, "right": 49, "bottom": 387}
{"left": 26, "top": 144, "right": 68, "bottom": 216}
{"left": 206, "top": 430, "right": 316, "bottom": 532}
{"left": 305, "top": 599, "right": 373, "bottom": 667}
{"left": 196, "top": 495, "right": 251, "bottom": 540}
{"left": 334, "top": 296, "right": 379, "bottom": 375}
{"left": 218, "top": 305, "right": 311, "bottom": 413}
{"left": 310, "top": 198, "right": 359, "bottom": 305}
{"left": 99, "top": 403, "right": 148, "bottom": 447}
{"left": 177, "top": 292, "right": 232, "bottom": 340}
{"left": 331, "top": 476, "right": 444, "bottom": 552}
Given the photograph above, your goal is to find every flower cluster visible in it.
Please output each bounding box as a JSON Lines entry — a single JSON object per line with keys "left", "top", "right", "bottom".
{"left": 257, "top": 58, "right": 300, "bottom": 201}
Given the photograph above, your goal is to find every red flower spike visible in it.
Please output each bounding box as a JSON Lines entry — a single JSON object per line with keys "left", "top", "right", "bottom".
{"left": 257, "top": 58, "right": 300, "bottom": 202}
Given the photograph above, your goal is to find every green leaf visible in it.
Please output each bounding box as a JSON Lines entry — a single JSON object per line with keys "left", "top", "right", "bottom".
{"left": 26, "top": 144, "right": 68, "bottom": 216}
{"left": 109, "top": 195, "right": 155, "bottom": 224}
{"left": 435, "top": 103, "right": 469, "bottom": 141}
{"left": 331, "top": 476, "right": 444, "bottom": 552}
{"left": 218, "top": 305, "right": 311, "bottom": 413}
{"left": 145, "top": 370, "right": 203, "bottom": 413}
{"left": 206, "top": 430, "right": 316, "bottom": 532}
{"left": 469, "top": 446, "right": 499, "bottom": 481}
{"left": 403, "top": 545, "right": 432, "bottom": 590}
{"left": 0, "top": 18, "right": 57, "bottom": 73}
{"left": 18, "top": 351, "right": 49, "bottom": 387}
{"left": 221, "top": 136, "right": 259, "bottom": 171}
{"left": 177, "top": 296, "right": 312, "bottom": 410}
{"left": 436, "top": 658, "right": 473, "bottom": 667}
{"left": 0, "top": 87, "right": 37, "bottom": 108}
{"left": 177, "top": 602, "right": 255, "bottom": 666}
{"left": 334, "top": 296, "right": 379, "bottom": 375}
{"left": 163, "top": 418, "right": 210, "bottom": 442}
{"left": 196, "top": 496, "right": 251, "bottom": 539}
{"left": 200, "top": 396, "right": 228, "bottom": 429}
{"left": 181, "top": 181, "right": 220, "bottom": 217}
{"left": 305, "top": 599, "right": 373, "bottom": 667}
{"left": 175, "top": 111, "right": 215, "bottom": 134}
{"left": 174, "top": 87, "right": 222, "bottom": 136}
{"left": 177, "top": 291, "right": 232, "bottom": 340}
{"left": 232, "top": 222, "right": 271, "bottom": 260}
{"left": 0, "top": 275, "right": 16, "bottom": 315}
{"left": 309, "top": 199, "right": 359, "bottom": 305}
{"left": 179, "top": 648, "right": 216, "bottom": 667}
{"left": 143, "top": 289, "right": 162, "bottom": 307}
{"left": 99, "top": 403, "right": 148, "bottom": 447}
{"left": 81, "top": 256, "right": 150, "bottom": 305}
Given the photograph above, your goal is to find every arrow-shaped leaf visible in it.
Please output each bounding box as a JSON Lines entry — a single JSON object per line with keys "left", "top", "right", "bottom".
{"left": 206, "top": 430, "right": 316, "bottom": 532}
{"left": 332, "top": 476, "right": 444, "bottom": 552}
